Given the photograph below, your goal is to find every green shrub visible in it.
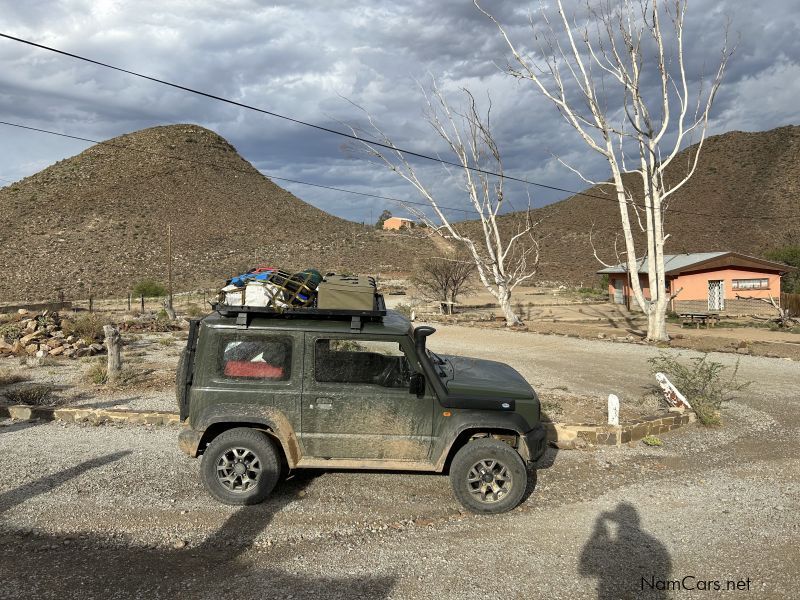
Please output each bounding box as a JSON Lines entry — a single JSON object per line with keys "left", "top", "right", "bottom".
{"left": 3, "top": 384, "right": 55, "bottom": 405}
{"left": 0, "top": 322, "right": 23, "bottom": 342}
{"left": 132, "top": 279, "right": 167, "bottom": 298}
{"left": 157, "top": 337, "right": 173, "bottom": 346}
{"left": 642, "top": 435, "right": 663, "bottom": 447}
{"left": 185, "top": 303, "right": 205, "bottom": 318}
{"left": 61, "top": 314, "right": 108, "bottom": 343}
{"left": 394, "top": 303, "right": 412, "bottom": 318}
{"left": 648, "top": 352, "right": 751, "bottom": 426}
{"left": 86, "top": 361, "right": 108, "bottom": 385}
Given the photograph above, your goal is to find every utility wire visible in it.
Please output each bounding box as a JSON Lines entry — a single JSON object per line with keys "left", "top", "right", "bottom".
{"left": 0, "top": 31, "right": 727, "bottom": 214}
{"left": 0, "top": 120, "right": 481, "bottom": 215}
{"left": 0, "top": 34, "right": 792, "bottom": 222}
{"left": 0, "top": 118, "right": 790, "bottom": 223}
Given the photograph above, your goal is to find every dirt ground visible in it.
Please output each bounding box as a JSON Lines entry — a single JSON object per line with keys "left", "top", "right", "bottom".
{"left": 1, "top": 328, "right": 798, "bottom": 599}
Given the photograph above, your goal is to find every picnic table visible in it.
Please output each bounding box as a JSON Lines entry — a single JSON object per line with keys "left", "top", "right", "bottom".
{"left": 679, "top": 312, "right": 720, "bottom": 328}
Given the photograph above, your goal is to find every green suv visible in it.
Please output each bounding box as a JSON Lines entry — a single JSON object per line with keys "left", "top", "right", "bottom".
{"left": 176, "top": 308, "right": 547, "bottom": 514}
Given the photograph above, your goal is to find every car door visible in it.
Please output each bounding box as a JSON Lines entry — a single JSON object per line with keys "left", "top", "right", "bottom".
{"left": 300, "top": 333, "right": 434, "bottom": 461}
{"left": 189, "top": 329, "right": 303, "bottom": 432}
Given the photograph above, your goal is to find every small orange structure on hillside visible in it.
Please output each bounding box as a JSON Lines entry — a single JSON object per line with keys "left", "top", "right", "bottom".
{"left": 598, "top": 252, "right": 796, "bottom": 315}
{"left": 382, "top": 217, "right": 414, "bottom": 230}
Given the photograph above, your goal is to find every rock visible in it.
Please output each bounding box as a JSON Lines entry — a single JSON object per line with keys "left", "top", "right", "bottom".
{"left": 20, "top": 330, "right": 45, "bottom": 345}
{"left": 90, "top": 343, "right": 104, "bottom": 353}
{"left": 74, "top": 339, "right": 87, "bottom": 349}
{"left": 0, "top": 340, "right": 12, "bottom": 352}
{"left": 49, "top": 346, "right": 65, "bottom": 356}
{"left": 173, "top": 540, "right": 187, "bottom": 549}
{"left": 24, "top": 319, "right": 37, "bottom": 332}
{"left": 40, "top": 344, "right": 52, "bottom": 353}
{"left": 11, "top": 341, "right": 25, "bottom": 354}
{"left": 35, "top": 349, "right": 46, "bottom": 358}
{"left": 62, "top": 348, "right": 76, "bottom": 358}
{"left": 25, "top": 344, "right": 39, "bottom": 355}
{"left": 49, "top": 339, "right": 63, "bottom": 348}
{"left": 75, "top": 348, "right": 91, "bottom": 358}
{"left": 736, "top": 347, "right": 750, "bottom": 354}
{"left": 66, "top": 335, "right": 76, "bottom": 343}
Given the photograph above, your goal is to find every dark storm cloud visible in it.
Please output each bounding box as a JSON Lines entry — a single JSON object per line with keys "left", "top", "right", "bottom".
{"left": 0, "top": 0, "right": 798, "bottom": 217}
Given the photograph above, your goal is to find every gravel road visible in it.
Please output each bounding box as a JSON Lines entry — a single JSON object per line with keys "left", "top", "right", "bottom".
{"left": 1, "top": 328, "right": 798, "bottom": 599}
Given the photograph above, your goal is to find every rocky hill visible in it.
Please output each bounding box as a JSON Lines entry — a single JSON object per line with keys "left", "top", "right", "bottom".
{"left": 470, "top": 124, "right": 800, "bottom": 285}
{"left": 0, "top": 124, "right": 430, "bottom": 301}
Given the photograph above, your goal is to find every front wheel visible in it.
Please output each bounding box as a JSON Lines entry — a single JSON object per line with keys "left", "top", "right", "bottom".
{"left": 449, "top": 438, "right": 528, "bottom": 514}
{"left": 200, "top": 427, "right": 281, "bottom": 505}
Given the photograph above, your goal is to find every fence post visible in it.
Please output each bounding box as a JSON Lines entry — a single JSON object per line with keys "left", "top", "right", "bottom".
{"left": 127, "top": 294, "right": 131, "bottom": 311}
{"left": 89, "top": 295, "right": 93, "bottom": 313}
{"left": 141, "top": 295, "right": 145, "bottom": 312}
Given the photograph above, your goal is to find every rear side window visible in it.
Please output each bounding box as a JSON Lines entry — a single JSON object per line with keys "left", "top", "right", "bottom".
{"left": 218, "top": 335, "right": 292, "bottom": 381}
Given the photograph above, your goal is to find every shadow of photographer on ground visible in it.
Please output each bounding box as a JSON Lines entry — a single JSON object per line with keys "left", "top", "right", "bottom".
{"left": 579, "top": 501, "right": 672, "bottom": 600}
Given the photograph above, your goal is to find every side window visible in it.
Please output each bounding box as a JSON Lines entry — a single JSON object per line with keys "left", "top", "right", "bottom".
{"left": 218, "top": 335, "right": 292, "bottom": 381}
{"left": 315, "top": 338, "right": 410, "bottom": 388}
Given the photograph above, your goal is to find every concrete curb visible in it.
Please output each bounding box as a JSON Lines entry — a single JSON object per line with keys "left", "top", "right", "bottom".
{"left": 545, "top": 408, "right": 696, "bottom": 449}
{"left": 1, "top": 404, "right": 696, "bottom": 447}
{"left": 0, "top": 404, "right": 179, "bottom": 426}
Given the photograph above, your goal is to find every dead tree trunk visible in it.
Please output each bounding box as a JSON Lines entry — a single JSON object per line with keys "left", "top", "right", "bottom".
{"left": 103, "top": 324, "right": 122, "bottom": 381}
{"left": 163, "top": 298, "right": 177, "bottom": 320}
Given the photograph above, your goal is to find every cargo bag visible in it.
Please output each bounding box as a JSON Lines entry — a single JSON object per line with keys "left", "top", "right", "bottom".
{"left": 316, "top": 275, "right": 378, "bottom": 311}
{"left": 218, "top": 268, "right": 322, "bottom": 310}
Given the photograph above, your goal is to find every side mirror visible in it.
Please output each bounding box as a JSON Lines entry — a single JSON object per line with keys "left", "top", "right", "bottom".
{"left": 409, "top": 372, "right": 426, "bottom": 397}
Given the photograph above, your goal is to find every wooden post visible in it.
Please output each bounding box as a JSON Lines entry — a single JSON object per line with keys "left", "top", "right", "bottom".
{"left": 89, "top": 295, "right": 93, "bottom": 313}
{"left": 167, "top": 223, "right": 174, "bottom": 312}
{"left": 103, "top": 324, "right": 122, "bottom": 381}
{"left": 141, "top": 295, "right": 145, "bottom": 312}
{"left": 127, "top": 293, "right": 131, "bottom": 311}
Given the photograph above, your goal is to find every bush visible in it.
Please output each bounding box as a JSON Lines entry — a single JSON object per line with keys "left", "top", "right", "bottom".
{"left": 3, "top": 384, "right": 55, "bottom": 406}
{"left": 0, "top": 322, "right": 23, "bottom": 343}
{"left": 86, "top": 361, "right": 108, "bottom": 385}
{"left": 648, "top": 352, "right": 750, "bottom": 426}
{"left": 185, "top": 303, "right": 204, "bottom": 318}
{"left": 132, "top": 279, "right": 167, "bottom": 298}
{"left": 394, "top": 303, "right": 412, "bottom": 318}
{"left": 61, "top": 314, "right": 108, "bottom": 343}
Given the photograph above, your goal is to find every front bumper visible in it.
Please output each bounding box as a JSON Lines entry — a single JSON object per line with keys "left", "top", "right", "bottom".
{"left": 520, "top": 423, "right": 547, "bottom": 464}
{"left": 178, "top": 424, "right": 203, "bottom": 457}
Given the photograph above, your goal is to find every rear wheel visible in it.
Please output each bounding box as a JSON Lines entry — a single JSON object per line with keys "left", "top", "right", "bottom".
{"left": 200, "top": 427, "right": 281, "bottom": 505}
{"left": 449, "top": 438, "right": 527, "bottom": 514}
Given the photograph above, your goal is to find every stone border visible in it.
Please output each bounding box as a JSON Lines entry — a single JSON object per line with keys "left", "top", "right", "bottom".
{"left": 1, "top": 403, "right": 695, "bottom": 448}
{"left": 545, "top": 409, "right": 696, "bottom": 449}
{"left": 0, "top": 404, "right": 179, "bottom": 426}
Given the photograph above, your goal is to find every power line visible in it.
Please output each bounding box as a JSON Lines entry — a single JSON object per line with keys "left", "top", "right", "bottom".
{"left": 0, "top": 31, "right": 670, "bottom": 208}
{"left": 0, "top": 33, "right": 791, "bottom": 222}
{"left": 0, "top": 120, "right": 481, "bottom": 215}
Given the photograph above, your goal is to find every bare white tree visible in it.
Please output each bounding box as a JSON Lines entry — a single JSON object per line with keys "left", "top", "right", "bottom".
{"left": 476, "top": 0, "right": 731, "bottom": 340}
{"left": 346, "top": 85, "right": 540, "bottom": 325}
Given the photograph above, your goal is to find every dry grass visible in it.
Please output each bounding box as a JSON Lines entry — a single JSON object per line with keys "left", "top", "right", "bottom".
{"left": 0, "top": 368, "right": 29, "bottom": 386}
{"left": 2, "top": 384, "right": 56, "bottom": 406}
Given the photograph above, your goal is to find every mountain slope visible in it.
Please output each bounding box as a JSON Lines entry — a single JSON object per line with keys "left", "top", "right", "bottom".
{"left": 0, "top": 124, "right": 429, "bottom": 301}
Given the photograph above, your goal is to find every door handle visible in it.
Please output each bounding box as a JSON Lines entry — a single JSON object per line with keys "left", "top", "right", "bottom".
{"left": 311, "top": 398, "right": 333, "bottom": 410}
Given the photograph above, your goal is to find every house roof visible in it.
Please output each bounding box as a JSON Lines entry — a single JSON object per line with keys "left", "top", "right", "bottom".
{"left": 597, "top": 252, "right": 796, "bottom": 275}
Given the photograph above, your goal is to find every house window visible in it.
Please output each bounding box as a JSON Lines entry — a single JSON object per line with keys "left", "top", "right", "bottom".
{"left": 732, "top": 278, "right": 769, "bottom": 291}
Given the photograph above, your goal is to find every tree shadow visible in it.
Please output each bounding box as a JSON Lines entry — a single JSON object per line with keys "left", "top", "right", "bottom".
{"left": 579, "top": 502, "right": 672, "bottom": 599}
{"left": 0, "top": 458, "right": 396, "bottom": 599}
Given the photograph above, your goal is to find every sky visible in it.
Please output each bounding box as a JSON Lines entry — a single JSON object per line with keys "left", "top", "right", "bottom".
{"left": 0, "top": 0, "right": 798, "bottom": 223}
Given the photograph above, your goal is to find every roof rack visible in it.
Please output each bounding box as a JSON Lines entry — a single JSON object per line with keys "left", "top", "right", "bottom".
{"left": 212, "top": 294, "right": 387, "bottom": 332}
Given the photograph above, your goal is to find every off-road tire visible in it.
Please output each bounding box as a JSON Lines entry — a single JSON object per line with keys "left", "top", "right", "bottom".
{"left": 449, "top": 438, "right": 528, "bottom": 514}
{"left": 201, "top": 427, "right": 281, "bottom": 506}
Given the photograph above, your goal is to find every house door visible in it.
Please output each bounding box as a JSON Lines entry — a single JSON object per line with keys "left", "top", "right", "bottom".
{"left": 708, "top": 280, "right": 724, "bottom": 311}
{"left": 613, "top": 278, "right": 624, "bottom": 304}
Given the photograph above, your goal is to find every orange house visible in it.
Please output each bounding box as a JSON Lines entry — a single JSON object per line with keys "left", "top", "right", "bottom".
{"left": 598, "top": 252, "right": 795, "bottom": 315}
{"left": 382, "top": 217, "right": 414, "bottom": 230}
